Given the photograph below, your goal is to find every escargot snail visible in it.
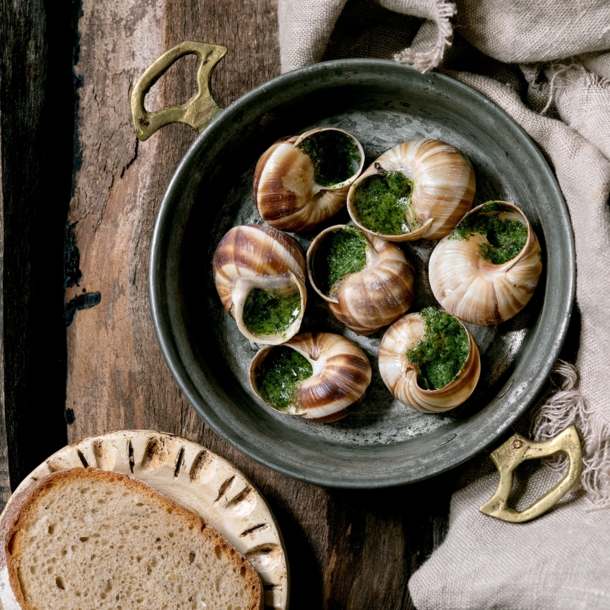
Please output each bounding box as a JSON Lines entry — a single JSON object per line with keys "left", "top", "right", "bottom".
{"left": 306, "top": 225, "right": 416, "bottom": 335}
{"left": 250, "top": 332, "right": 372, "bottom": 422}
{"left": 347, "top": 139, "right": 476, "bottom": 241}
{"left": 212, "top": 224, "right": 307, "bottom": 344}
{"left": 254, "top": 127, "right": 365, "bottom": 232}
{"left": 379, "top": 307, "right": 481, "bottom": 413}
{"left": 429, "top": 201, "right": 543, "bottom": 325}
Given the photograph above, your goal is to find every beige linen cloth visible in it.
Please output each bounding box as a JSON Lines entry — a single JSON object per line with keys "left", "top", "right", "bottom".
{"left": 279, "top": 1, "right": 610, "bottom": 608}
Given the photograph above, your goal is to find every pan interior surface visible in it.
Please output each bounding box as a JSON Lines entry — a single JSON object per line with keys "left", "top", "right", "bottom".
{"left": 150, "top": 60, "right": 573, "bottom": 488}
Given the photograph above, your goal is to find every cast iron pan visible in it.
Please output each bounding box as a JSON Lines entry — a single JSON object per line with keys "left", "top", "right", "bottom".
{"left": 141, "top": 45, "right": 574, "bottom": 488}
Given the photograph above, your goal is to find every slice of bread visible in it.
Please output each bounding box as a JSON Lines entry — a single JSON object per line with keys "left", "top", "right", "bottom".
{"left": 0, "top": 468, "right": 263, "bottom": 610}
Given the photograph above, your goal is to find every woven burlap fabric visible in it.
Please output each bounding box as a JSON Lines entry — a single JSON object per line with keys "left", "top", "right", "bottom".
{"left": 409, "top": 455, "right": 610, "bottom": 610}
{"left": 278, "top": 0, "right": 610, "bottom": 72}
{"left": 278, "top": 1, "right": 610, "bottom": 608}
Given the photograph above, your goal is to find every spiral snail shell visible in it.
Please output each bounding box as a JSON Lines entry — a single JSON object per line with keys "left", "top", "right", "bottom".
{"left": 213, "top": 224, "right": 307, "bottom": 344}
{"left": 250, "top": 332, "right": 372, "bottom": 422}
{"left": 254, "top": 127, "right": 365, "bottom": 232}
{"left": 347, "top": 139, "right": 476, "bottom": 241}
{"left": 306, "top": 225, "right": 416, "bottom": 335}
{"left": 429, "top": 201, "right": 542, "bottom": 325}
{"left": 379, "top": 308, "right": 481, "bottom": 413}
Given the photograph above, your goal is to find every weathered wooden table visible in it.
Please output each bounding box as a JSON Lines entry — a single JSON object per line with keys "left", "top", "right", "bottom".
{"left": 1, "top": 1, "right": 453, "bottom": 607}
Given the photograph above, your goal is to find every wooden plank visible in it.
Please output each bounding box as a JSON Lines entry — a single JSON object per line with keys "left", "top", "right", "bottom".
{"left": 65, "top": 0, "right": 449, "bottom": 607}
{"left": 0, "top": 0, "right": 73, "bottom": 503}
{"left": 66, "top": 3, "right": 334, "bottom": 606}
{"left": 323, "top": 478, "right": 451, "bottom": 610}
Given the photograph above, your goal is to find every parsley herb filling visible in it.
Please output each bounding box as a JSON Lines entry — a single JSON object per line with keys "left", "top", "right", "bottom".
{"left": 242, "top": 288, "right": 301, "bottom": 336}
{"left": 313, "top": 227, "right": 368, "bottom": 296}
{"left": 255, "top": 346, "right": 313, "bottom": 410}
{"left": 406, "top": 308, "right": 470, "bottom": 391}
{"left": 352, "top": 170, "right": 420, "bottom": 235}
{"left": 450, "top": 202, "right": 528, "bottom": 265}
{"left": 296, "top": 130, "right": 361, "bottom": 187}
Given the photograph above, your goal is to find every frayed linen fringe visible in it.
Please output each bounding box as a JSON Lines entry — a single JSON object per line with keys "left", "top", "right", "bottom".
{"left": 393, "top": 0, "right": 456, "bottom": 72}
{"left": 540, "top": 61, "right": 610, "bottom": 114}
{"left": 530, "top": 361, "right": 610, "bottom": 509}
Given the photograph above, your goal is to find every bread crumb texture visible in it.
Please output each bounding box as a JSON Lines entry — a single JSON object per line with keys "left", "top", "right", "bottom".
{"left": 4, "top": 469, "right": 262, "bottom": 610}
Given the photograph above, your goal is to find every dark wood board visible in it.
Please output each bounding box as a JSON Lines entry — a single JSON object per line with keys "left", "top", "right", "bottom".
{"left": 0, "top": 0, "right": 73, "bottom": 501}
{"left": 0, "top": 0, "right": 452, "bottom": 607}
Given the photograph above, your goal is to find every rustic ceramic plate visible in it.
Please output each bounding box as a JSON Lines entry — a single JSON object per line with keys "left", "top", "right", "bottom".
{"left": 149, "top": 59, "right": 574, "bottom": 488}
{"left": 6, "top": 431, "right": 289, "bottom": 610}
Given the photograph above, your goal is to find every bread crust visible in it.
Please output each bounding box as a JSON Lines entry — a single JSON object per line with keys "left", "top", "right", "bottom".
{"left": 0, "top": 468, "right": 263, "bottom": 610}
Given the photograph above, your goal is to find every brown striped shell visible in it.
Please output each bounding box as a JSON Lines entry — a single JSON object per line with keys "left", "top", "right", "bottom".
{"left": 306, "top": 225, "right": 416, "bottom": 335}
{"left": 249, "top": 332, "right": 372, "bottom": 422}
{"left": 428, "top": 202, "right": 542, "bottom": 325}
{"left": 254, "top": 127, "right": 365, "bottom": 232}
{"left": 212, "top": 224, "right": 307, "bottom": 344}
{"left": 378, "top": 312, "right": 481, "bottom": 413}
{"left": 347, "top": 139, "right": 476, "bottom": 241}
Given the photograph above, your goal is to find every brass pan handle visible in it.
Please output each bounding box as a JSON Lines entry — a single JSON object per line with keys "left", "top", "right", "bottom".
{"left": 480, "top": 425, "right": 582, "bottom": 523}
{"left": 131, "top": 41, "right": 227, "bottom": 141}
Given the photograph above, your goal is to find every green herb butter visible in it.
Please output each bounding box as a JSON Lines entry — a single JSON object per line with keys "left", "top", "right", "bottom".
{"left": 255, "top": 346, "right": 313, "bottom": 410}
{"left": 313, "top": 227, "right": 368, "bottom": 296}
{"left": 296, "top": 130, "right": 361, "bottom": 187}
{"left": 242, "top": 288, "right": 301, "bottom": 336}
{"left": 352, "top": 170, "right": 420, "bottom": 235}
{"left": 406, "top": 307, "right": 470, "bottom": 391}
{"left": 450, "top": 203, "right": 528, "bottom": 265}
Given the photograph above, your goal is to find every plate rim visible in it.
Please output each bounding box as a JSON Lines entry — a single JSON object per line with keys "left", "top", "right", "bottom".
{"left": 5, "top": 430, "right": 290, "bottom": 609}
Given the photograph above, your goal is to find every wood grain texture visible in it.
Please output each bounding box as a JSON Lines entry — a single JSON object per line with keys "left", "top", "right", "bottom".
{"left": 0, "top": 0, "right": 72, "bottom": 505}
{"left": 324, "top": 479, "right": 451, "bottom": 610}
{"left": 65, "top": 0, "right": 450, "bottom": 607}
